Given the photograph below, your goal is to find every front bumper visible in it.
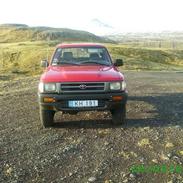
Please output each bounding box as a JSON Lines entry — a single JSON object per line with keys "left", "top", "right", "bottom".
{"left": 38, "top": 92, "right": 128, "bottom": 112}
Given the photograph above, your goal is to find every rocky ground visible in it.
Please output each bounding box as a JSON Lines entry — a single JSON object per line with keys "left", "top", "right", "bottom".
{"left": 0, "top": 71, "right": 183, "bottom": 183}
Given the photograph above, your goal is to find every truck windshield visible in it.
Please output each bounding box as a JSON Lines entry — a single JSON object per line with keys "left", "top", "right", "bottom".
{"left": 51, "top": 47, "right": 112, "bottom": 66}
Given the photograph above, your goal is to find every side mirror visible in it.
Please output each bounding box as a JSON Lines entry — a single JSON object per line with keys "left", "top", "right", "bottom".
{"left": 41, "top": 59, "right": 49, "bottom": 67}
{"left": 114, "top": 59, "right": 123, "bottom": 67}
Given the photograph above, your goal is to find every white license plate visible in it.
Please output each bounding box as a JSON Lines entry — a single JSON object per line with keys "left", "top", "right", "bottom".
{"left": 68, "top": 100, "right": 98, "bottom": 107}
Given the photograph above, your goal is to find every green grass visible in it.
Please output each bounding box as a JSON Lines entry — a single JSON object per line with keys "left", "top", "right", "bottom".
{"left": 0, "top": 41, "right": 55, "bottom": 76}
{"left": 108, "top": 45, "right": 183, "bottom": 71}
{"left": 0, "top": 41, "right": 183, "bottom": 80}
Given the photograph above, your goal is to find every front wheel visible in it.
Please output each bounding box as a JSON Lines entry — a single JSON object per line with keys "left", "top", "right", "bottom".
{"left": 111, "top": 104, "right": 126, "bottom": 125}
{"left": 40, "top": 110, "right": 55, "bottom": 128}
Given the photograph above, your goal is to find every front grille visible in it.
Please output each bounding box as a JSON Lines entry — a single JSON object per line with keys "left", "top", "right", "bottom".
{"left": 60, "top": 82, "right": 105, "bottom": 93}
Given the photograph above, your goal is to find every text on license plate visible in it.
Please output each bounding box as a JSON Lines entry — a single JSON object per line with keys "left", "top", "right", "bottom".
{"left": 68, "top": 100, "right": 98, "bottom": 107}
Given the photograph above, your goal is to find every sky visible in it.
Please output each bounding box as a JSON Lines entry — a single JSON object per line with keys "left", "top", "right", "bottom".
{"left": 0, "top": 0, "right": 183, "bottom": 35}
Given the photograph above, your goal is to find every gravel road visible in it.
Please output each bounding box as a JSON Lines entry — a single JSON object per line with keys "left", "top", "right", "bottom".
{"left": 0, "top": 71, "right": 183, "bottom": 183}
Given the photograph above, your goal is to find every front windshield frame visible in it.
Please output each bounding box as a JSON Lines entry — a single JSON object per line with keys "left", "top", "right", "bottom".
{"left": 51, "top": 46, "right": 113, "bottom": 66}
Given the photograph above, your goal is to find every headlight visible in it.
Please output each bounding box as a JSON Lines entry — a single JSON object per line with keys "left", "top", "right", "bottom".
{"left": 109, "top": 81, "right": 126, "bottom": 91}
{"left": 110, "top": 82, "right": 121, "bottom": 90}
{"left": 38, "top": 82, "right": 56, "bottom": 93}
{"left": 44, "top": 83, "right": 56, "bottom": 92}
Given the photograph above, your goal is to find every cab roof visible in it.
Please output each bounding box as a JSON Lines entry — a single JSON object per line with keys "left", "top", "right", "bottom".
{"left": 57, "top": 43, "right": 105, "bottom": 48}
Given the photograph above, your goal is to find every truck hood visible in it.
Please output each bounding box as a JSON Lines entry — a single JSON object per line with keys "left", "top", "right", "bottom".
{"left": 40, "top": 65, "right": 124, "bottom": 82}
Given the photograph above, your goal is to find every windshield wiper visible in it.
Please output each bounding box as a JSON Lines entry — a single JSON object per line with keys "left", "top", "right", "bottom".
{"left": 53, "top": 61, "right": 81, "bottom": 66}
{"left": 80, "top": 61, "right": 110, "bottom": 66}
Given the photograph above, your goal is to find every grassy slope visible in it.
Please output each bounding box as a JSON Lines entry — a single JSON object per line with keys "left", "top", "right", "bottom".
{"left": 1, "top": 42, "right": 183, "bottom": 79}
{"left": 108, "top": 44, "right": 183, "bottom": 71}
{"left": 0, "top": 25, "right": 110, "bottom": 43}
{"left": 0, "top": 25, "right": 183, "bottom": 78}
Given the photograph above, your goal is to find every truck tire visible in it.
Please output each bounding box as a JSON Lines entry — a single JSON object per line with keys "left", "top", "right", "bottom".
{"left": 111, "top": 104, "right": 126, "bottom": 125}
{"left": 40, "top": 110, "right": 55, "bottom": 128}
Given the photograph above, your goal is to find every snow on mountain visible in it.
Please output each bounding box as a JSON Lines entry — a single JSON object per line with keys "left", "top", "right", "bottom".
{"left": 84, "top": 18, "right": 119, "bottom": 36}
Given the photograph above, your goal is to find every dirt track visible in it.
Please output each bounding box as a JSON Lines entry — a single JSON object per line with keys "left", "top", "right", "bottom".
{"left": 0, "top": 71, "right": 183, "bottom": 183}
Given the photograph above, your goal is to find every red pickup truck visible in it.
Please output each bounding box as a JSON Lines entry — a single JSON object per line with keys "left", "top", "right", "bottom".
{"left": 38, "top": 43, "right": 128, "bottom": 127}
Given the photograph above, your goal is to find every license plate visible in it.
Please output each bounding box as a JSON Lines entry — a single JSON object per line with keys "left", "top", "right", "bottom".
{"left": 68, "top": 100, "right": 98, "bottom": 107}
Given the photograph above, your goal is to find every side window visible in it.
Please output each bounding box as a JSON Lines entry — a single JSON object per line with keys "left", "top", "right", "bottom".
{"left": 52, "top": 48, "right": 62, "bottom": 62}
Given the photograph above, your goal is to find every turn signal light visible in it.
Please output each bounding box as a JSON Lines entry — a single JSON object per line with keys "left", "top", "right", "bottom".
{"left": 43, "top": 97, "right": 55, "bottom": 103}
{"left": 112, "top": 96, "right": 123, "bottom": 101}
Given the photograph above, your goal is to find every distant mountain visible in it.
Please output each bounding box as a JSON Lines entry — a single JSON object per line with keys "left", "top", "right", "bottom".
{"left": 0, "top": 24, "right": 114, "bottom": 43}
{"left": 1, "top": 23, "right": 29, "bottom": 28}
{"left": 105, "top": 31, "right": 183, "bottom": 42}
